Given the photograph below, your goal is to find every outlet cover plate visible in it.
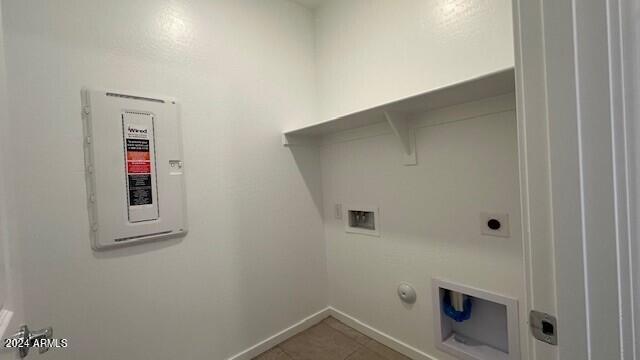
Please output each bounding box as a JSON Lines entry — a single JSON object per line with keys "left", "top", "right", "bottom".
{"left": 480, "top": 212, "right": 510, "bottom": 238}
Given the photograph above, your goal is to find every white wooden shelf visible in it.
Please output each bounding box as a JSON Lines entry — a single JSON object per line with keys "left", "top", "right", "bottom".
{"left": 282, "top": 67, "right": 515, "bottom": 165}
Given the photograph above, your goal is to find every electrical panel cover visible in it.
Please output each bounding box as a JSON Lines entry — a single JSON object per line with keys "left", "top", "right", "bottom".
{"left": 81, "top": 88, "right": 187, "bottom": 250}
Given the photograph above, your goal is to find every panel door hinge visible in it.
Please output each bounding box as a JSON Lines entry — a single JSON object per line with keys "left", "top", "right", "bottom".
{"left": 530, "top": 310, "right": 557, "bottom": 345}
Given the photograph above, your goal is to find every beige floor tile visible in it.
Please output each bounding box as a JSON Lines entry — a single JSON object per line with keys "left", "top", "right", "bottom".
{"left": 253, "top": 346, "right": 293, "bottom": 360}
{"left": 279, "top": 323, "right": 361, "bottom": 360}
{"left": 322, "top": 317, "right": 371, "bottom": 345}
{"left": 345, "top": 347, "right": 387, "bottom": 360}
{"left": 364, "top": 340, "right": 411, "bottom": 360}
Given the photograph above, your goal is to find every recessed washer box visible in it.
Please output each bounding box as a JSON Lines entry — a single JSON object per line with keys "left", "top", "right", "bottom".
{"left": 344, "top": 205, "right": 380, "bottom": 236}
{"left": 81, "top": 88, "right": 188, "bottom": 250}
{"left": 432, "top": 279, "right": 520, "bottom": 360}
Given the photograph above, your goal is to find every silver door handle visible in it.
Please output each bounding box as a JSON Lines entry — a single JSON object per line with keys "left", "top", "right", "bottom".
{"left": 11, "top": 325, "right": 53, "bottom": 358}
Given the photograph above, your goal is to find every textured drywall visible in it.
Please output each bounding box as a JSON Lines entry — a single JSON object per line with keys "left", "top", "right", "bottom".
{"left": 0, "top": 1, "right": 523, "bottom": 359}
{"left": 0, "top": 0, "right": 9, "bottom": 312}
{"left": 0, "top": 1, "right": 16, "bottom": 330}
{"left": 314, "top": 4, "right": 522, "bottom": 355}
{"left": 320, "top": 100, "right": 526, "bottom": 359}
{"left": 0, "top": 1, "right": 326, "bottom": 359}
{"left": 0, "top": 3, "right": 25, "bottom": 356}
{"left": 314, "top": 0, "right": 515, "bottom": 120}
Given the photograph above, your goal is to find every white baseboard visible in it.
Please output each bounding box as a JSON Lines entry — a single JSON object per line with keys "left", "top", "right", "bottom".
{"left": 228, "top": 307, "right": 331, "bottom": 360}
{"left": 327, "top": 307, "right": 437, "bottom": 360}
{"left": 228, "top": 306, "right": 441, "bottom": 360}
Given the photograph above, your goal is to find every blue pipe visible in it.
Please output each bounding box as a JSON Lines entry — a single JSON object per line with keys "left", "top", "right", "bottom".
{"left": 443, "top": 291, "right": 472, "bottom": 322}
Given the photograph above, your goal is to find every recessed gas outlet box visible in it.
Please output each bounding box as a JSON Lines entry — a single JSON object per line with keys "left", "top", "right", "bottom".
{"left": 344, "top": 206, "right": 380, "bottom": 236}
{"left": 480, "top": 212, "right": 509, "bottom": 238}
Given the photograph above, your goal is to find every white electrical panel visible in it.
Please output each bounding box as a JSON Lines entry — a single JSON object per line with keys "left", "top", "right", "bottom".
{"left": 81, "top": 88, "right": 188, "bottom": 250}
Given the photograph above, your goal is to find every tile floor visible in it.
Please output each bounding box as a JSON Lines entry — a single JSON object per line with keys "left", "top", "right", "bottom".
{"left": 252, "top": 317, "right": 410, "bottom": 360}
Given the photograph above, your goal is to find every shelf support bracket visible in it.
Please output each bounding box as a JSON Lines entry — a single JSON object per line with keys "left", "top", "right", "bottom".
{"left": 384, "top": 111, "right": 417, "bottom": 166}
{"left": 282, "top": 134, "right": 319, "bottom": 147}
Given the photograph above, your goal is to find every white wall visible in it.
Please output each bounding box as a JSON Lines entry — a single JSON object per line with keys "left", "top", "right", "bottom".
{"left": 320, "top": 95, "right": 526, "bottom": 359}
{"left": 0, "top": 1, "right": 525, "bottom": 359}
{"left": 314, "top": 0, "right": 515, "bottom": 121}
{"left": 0, "top": 3, "right": 26, "bottom": 353}
{"left": 313, "top": 1, "right": 523, "bottom": 358}
{"left": 0, "top": 0, "right": 10, "bottom": 312}
{"left": 0, "top": 1, "right": 326, "bottom": 359}
{"left": 0, "top": 3, "right": 25, "bottom": 346}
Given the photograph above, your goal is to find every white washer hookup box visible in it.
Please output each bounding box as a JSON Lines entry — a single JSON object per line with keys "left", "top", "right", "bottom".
{"left": 81, "top": 88, "right": 188, "bottom": 250}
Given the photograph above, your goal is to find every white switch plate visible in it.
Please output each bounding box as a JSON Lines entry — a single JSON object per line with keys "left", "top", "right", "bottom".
{"left": 480, "top": 212, "right": 510, "bottom": 238}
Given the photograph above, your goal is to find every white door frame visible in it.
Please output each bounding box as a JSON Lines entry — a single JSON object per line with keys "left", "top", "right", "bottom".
{"left": 619, "top": 0, "right": 640, "bottom": 358}
{"left": 514, "top": 0, "right": 636, "bottom": 359}
{"left": 511, "top": 0, "right": 557, "bottom": 357}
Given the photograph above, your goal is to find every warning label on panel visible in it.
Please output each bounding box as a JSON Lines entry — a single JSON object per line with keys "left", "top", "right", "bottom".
{"left": 127, "top": 161, "right": 151, "bottom": 173}
{"left": 125, "top": 125, "right": 153, "bottom": 207}
{"left": 126, "top": 138, "right": 150, "bottom": 153}
{"left": 128, "top": 174, "right": 153, "bottom": 206}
